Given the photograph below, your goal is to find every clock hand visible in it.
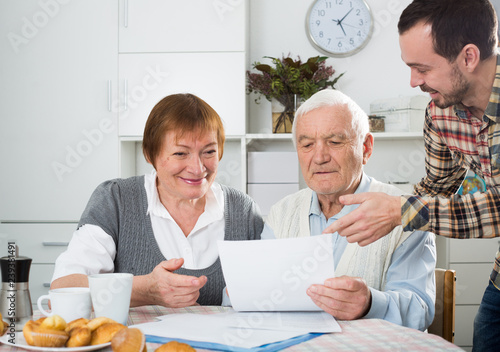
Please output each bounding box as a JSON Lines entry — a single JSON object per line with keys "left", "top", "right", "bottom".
{"left": 338, "top": 8, "right": 354, "bottom": 25}
{"left": 341, "top": 22, "right": 359, "bottom": 29}
{"left": 338, "top": 21, "right": 347, "bottom": 36}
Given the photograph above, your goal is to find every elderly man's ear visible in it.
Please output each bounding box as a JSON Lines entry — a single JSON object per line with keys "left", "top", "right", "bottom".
{"left": 362, "top": 134, "right": 374, "bottom": 164}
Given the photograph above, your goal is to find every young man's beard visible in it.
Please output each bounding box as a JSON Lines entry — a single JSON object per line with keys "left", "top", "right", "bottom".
{"left": 421, "top": 64, "right": 470, "bottom": 109}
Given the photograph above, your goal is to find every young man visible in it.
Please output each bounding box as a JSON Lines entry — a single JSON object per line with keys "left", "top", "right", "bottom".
{"left": 324, "top": 1, "right": 500, "bottom": 350}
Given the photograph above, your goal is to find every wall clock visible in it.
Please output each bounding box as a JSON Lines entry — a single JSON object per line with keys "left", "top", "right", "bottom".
{"left": 306, "top": 0, "right": 374, "bottom": 57}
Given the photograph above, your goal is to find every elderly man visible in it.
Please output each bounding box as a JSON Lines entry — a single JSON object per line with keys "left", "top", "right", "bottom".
{"left": 262, "top": 89, "right": 436, "bottom": 330}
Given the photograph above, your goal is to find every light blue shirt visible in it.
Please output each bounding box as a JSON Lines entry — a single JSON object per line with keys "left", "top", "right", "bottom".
{"left": 259, "top": 174, "right": 436, "bottom": 331}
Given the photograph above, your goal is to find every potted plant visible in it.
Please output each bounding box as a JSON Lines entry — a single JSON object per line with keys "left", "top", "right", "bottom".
{"left": 246, "top": 55, "right": 344, "bottom": 133}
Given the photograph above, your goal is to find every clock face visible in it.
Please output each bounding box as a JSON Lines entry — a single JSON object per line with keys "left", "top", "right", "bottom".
{"left": 306, "top": 0, "right": 374, "bottom": 57}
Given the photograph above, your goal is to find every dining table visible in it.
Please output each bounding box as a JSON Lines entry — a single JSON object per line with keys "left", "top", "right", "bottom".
{"left": 2, "top": 306, "right": 464, "bottom": 351}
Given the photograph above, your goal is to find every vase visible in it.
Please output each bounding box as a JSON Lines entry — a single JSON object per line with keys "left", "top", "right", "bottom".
{"left": 271, "top": 94, "right": 302, "bottom": 133}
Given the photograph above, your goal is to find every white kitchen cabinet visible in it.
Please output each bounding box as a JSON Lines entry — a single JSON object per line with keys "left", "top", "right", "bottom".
{"left": 30, "top": 264, "right": 56, "bottom": 309}
{"left": 116, "top": 0, "right": 248, "bottom": 190}
{"left": 455, "top": 305, "right": 479, "bottom": 351}
{"left": 118, "top": 52, "right": 246, "bottom": 137}
{"left": 0, "top": 223, "right": 76, "bottom": 306}
{"left": 247, "top": 151, "right": 299, "bottom": 216}
{"left": 436, "top": 236, "right": 499, "bottom": 350}
{"left": 0, "top": 223, "right": 75, "bottom": 263}
{"left": 0, "top": 0, "right": 119, "bottom": 221}
{"left": 118, "top": 0, "right": 246, "bottom": 53}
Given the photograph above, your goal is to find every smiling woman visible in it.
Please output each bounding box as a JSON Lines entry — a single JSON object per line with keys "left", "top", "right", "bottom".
{"left": 142, "top": 95, "right": 225, "bottom": 235}
{"left": 49, "top": 93, "right": 264, "bottom": 309}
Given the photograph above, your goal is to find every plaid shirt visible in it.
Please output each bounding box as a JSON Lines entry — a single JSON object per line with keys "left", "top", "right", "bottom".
{"left": 401, "top": 54, "right": 500, "bottom": 280}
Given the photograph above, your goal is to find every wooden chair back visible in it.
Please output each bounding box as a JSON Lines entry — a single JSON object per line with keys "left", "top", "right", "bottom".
{"left": 428, "top": 268, "right": 456, "bottom": 343}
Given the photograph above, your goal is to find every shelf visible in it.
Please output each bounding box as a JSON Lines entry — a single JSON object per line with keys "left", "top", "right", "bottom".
{"left": 120, "top": 132, "right": 422, "bottom": 146}
{"left": 245, "top": 133, "right": 292, "bottom": 146}
{"left": 246, "top": 133, "right": 292, "bottom": 139}
{"left": 246, "top": 132, "right": 423, "bottom": 141}
{"left": 372, "top": 131, "right": 423, "bottom": 139}
{"left": 120, "top": 136, "right": 143, "bottom": 142}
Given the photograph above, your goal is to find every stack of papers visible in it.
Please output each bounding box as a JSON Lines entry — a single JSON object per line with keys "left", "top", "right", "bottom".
{"left": 132, "top": 310, "right": 341, "bottom": 351}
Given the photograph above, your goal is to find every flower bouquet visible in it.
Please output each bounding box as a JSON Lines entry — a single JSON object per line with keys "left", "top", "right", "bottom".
{"left": 247, "top": 55, "right": 344, "bottom": 133}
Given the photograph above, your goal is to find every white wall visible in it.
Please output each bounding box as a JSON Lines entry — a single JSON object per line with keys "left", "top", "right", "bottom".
{"left": 248, "top": 0, "right": 416, "bottom": 133}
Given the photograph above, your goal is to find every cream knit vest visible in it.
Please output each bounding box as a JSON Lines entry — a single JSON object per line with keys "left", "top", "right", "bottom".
{"left": 266, "top": 180, "right": 411, "bottom": 291}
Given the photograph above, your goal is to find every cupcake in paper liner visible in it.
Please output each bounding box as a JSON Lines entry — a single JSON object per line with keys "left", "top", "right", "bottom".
{"left": 31, "top": 327, "right": 69, "bottom": 347}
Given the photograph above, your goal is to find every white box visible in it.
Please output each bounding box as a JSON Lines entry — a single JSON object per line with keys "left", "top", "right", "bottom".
{"left": 376, "top": 109, "right": 425, "bottom": 132}
{"left": 248, "top": 183, "right": 300, "bottom": 216}
{"left": 247, "top": 152, "right": 299, "bottom": 183}
{"left": 370, "top": 95, "right": 430, "bottom": 132}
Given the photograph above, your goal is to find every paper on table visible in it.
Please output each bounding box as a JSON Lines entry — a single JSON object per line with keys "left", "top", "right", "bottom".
{"left": 218, "top": 234, "right": 335, "bottom": 311}
{"left": 132, "top": 312, "right": 308, "bottom": 349}
{"left": 216, "top": 311, "right": 341, "bottom": 333}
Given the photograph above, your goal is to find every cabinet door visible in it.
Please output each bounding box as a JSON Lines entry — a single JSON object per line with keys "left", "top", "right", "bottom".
{"left": 30, "top": 264, "right": 55, "bottom": 306}
{"left": 0, "top": 223, "right": 75, "bottom": 263}
{"left": 0, "top": 1, "right": 119, "bottom": 221}
{"left": 455, "top": 305, "right": 479, "bottom": 349}
{"left": 450, "top": 263, "right": 492, "bottom": 305}
{"left": 119, "top": 0, "right": 246, "bottom": 53}
{"left": 118, "top": 52, "right": 246, "bottom": 136}
{"left": 449, "top": 237, "right": 499, "bottom": 263}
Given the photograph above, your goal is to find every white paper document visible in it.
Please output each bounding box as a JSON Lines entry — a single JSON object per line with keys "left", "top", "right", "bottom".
{"left": 132, "top": 310, "right": 341, "bottom": 349}
{"left": 133, "top": 313, "right": 303, "bottom": 349}
{"left": 214, "top": 311, "right": 341, "bottom": 333}
{"left": 218, "top": 234, "right": 335, "bottom": 311}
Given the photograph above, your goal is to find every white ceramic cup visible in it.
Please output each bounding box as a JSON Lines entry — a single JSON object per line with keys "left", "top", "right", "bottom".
{"left": 88, "top": 273, "right": 133, "bottom": 325}
{"left": 37, "top": 287, "right": 92, "bottom": 323}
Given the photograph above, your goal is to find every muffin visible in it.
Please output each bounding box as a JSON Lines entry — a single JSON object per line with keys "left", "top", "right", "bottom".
{"left": 40, "top": 315, "right": 67, "bottom": 331}
{"left": 87, "top": 316, "right": 117, "bottom": 332}
{"left": 65, "top": 317, "right": 90, "bottom": 333}
{"left": 91, "top": 322, "right": 126, "bottom": 345}
{"left": 66, "top": 326, "right": 92, "bottom": 348}
{"left": 23, "top": 319, "right": 43, "bottom": 346}
{"left": 155, "top": 341, "right": 196, "bottom": 352}
{"left": 30, "top": 327, "right": 69, "bottom": 347}
{"left": 111, "top": 328, "right": 146, "bottom": 352}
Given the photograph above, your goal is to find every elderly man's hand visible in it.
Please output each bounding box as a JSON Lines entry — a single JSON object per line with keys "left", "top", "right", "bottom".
{"left": 322, "top": 192, "right": 402, "bottom": 246}
{"left": 132, "top": 258, "right": 207, "bottom": 308}
{"left": 307, "top": 276, "right": 372, "bottom": 320}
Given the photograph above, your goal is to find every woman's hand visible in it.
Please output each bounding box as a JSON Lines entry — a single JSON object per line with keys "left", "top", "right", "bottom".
{"left": 131, "top": 258, "right": 207, "bottom": 308}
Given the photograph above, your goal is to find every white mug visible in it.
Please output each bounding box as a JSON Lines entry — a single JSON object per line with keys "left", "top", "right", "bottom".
{"left": 37, "top": 287, "right": 92, "bottom": 323}
{"left": 88, "top": 273, "right": 133, "bottom": 325}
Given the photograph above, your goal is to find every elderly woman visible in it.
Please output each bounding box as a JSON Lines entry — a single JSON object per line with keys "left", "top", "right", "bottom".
{"left": 51, "top": 93, "right": 263, "bottom": 307}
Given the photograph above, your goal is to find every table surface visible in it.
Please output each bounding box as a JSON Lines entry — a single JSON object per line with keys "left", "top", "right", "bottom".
{"left": 2, "top": 306, "right": 464, "bottom": 351}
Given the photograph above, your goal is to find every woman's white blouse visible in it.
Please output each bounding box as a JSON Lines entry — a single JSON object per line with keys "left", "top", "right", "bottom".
{"left": 51, "top": 170, "right": 225, "bottom": 282}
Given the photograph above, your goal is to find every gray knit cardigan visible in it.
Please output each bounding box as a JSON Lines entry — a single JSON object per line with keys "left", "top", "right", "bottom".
{"left": 78, "top": 176, "right": 263, "bottom": 305}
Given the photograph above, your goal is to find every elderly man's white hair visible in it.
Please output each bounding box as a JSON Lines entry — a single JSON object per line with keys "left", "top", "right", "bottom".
{"left": 292, "top": 89, "right": 370, "bottom": 147}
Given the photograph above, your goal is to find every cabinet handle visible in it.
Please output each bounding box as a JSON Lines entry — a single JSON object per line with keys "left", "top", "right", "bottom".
{"left": 124, "top": 0, "right": 129, "bottom": 28}
{"left": 107, "top": 80, "right": 112, "bottom": 112}
{"left": 42, "top": 242, "right": 69, "bottom": 247}
{"left": 43, "top": 283, "right": 50, "bottom": 288}
{"left": 124, "top": 80, "right": 128, "bottom": 111}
